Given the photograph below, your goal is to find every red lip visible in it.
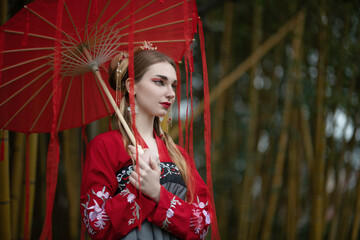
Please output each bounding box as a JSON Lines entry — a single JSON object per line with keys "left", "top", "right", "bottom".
{"left": 160, "top": 102, "right": 171, "bottom": 109}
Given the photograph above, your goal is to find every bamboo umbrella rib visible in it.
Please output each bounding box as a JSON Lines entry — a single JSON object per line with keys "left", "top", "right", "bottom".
{"left": 113, "top": 2, "right": 184, "bottom": 36}
{"left": 0, "top": 68, "right": 51, "bottom": 108}
{"left": 3, "top": 74, "right": 53, "bottom": 130}
{"left": 84, "top": 0, "right": 93, "bottom": 40}
{"left": 1, "top": 55, "right": 49, "bottom": 71}
{"left": 24, "top": 5, "right": 79, "bottom": 44}
{"left": 29, "top": 77, "right": 63, "bottom": 132}
{"left": 57, "top": 76, "right": 73, "bottom": 131}
{"left": 134, "top": 2, "right": 183, "bottom": 25}
{"left": 95, "top": 25, "right": 115, "bottom": 60}
{"left": 96, "top": 27, "right": 121, "bottom": 62}
{"left": 63, "top": 2, "right": 83, "bottom": 45}
{"left": 60, "top": 45, "right": 89, "bottom": 67}
{"left": 2, "top": 47, "right": 56, "bottom": 53}
{"left": 0, "top": 62, "right": 50, "bottom": 89}
{"left": 87, "top": 0, "right": 113, "bottom": 38}
{"left": 134, "top": 19, "right": 191, "bottom": 34}
{"left": 93, "top": 70, "right": 112, "bottom": 115}
{"left": 3, "top": 30, "right": 73, "bottom": 45}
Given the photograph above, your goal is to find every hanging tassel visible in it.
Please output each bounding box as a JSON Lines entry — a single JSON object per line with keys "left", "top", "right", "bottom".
{"left": 0, "top": 27, "right": 4, "bottom": 86}
{"left": 184, "top": 57, "right": 189, "bottom": 153}
{"left": 39, "top": 1, "right": 64, "bottom": 239}
{"left": 187, "top": 52, "right": 194, "bottom": 161}
{"left": 175, "top": 63, "right": 183, "bottom": 147}
{"left": 198, "top": 18, "right": 220, "bottom": 240}
{"left": 24, "top": 135, "right": 30, "bottom": 240}
{"left": 21, "top": 7, "right": 30, "bottom": 46}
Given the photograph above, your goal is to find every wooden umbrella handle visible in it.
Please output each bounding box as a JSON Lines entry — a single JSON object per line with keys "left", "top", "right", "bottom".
{"left": 82, "top": 47, "right": 136, "bottom": 146}
{"left": 93, "top": 70, "right": 136, "bottom": 146}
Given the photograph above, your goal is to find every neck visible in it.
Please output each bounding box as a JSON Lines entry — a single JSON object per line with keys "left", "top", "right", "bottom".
{"left": 134, "top": 113, "right": 155, "bottom": 140}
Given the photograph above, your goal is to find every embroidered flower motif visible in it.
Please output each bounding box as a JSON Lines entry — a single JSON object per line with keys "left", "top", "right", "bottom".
{"left": 190, "top": 196, "right": 210, "bottom": 237}
{"left": 120, "top": 188, "right": 140, "bottom": 225}
{"left": 166, "top": 208, "right": 174, "bottom": 218}
{"left": 162, "top": 196, "right": 182, "bottom": 230}
{"left": 81, "top": 186, "right": 111, "bottom": 235}
{"left": 127, "top": 193, "right": 136, "bottom": 203}
{"left": 203, "top": 210, "right": 211, "bottom": 225}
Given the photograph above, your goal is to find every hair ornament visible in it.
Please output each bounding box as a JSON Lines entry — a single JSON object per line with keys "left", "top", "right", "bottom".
{"left": 140, "top": 41, "right": 157, "bottom": 51}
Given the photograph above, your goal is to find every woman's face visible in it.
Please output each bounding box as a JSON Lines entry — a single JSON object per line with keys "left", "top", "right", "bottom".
{"left": 134, "top": 61, "right": 177, "bottom": 118}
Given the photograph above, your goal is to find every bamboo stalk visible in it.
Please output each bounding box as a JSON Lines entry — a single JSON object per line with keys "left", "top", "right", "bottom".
{"left": 212, "top": 1, "right": 234, "bottom": 238}
{"left": 63, "top": 129, "right": 81, "bottom": 240}
{"left": 170, "top": 10, "right": 304, "bottom": 139}
{"left": 287, "top": 110, "right": 300, "bottom": 240}
{"left": 20, "top": 134, "right": 38, "bottom": 239}
{"left": 311, "top": 0, "right": 328, "bottom": 238}
{"left": 238, "top": 1, "right": 263, "bottom": 239}
{"left": 0, "top": 130, "right": 11, "bottom": 240}
{"left": 351, "top": 164, "right": 360, "bottom": 240}
{"left": 10, "top": 132, "right": 26, "bottom": 239}
{"left": 260, "top": 10, "right": 305, "bottom": 240}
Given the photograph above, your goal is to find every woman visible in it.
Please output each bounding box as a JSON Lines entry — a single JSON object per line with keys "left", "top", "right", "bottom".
{"left": 80, "top": 46, "right": 211, "bottom": 239}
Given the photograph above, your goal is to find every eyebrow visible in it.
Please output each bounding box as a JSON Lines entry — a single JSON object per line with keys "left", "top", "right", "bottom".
{"left": 153, "top": 75, "right": 177, "bottom": 84}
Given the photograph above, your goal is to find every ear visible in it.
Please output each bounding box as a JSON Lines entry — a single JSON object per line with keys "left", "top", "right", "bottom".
{"left": 125, "top": 78, "right": 136, "bottom": 95}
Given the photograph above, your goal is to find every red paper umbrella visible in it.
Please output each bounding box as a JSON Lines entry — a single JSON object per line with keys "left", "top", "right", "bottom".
{"left": 0, "top": 0, "right": 196, "bottom": 134}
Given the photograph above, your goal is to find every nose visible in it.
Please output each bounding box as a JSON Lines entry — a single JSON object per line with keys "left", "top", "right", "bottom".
{"left": 166, "top": 86, "right": 176, "bottom": 100}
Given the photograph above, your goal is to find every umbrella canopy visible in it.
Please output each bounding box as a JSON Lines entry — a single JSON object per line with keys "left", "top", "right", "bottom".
{"left": 0, "top": 0, "right": 196, "bottom": 133}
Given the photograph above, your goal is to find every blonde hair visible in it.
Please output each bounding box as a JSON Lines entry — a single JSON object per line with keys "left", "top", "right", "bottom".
{"left": 109, "top": 49, "right": 194, "bottom": 202}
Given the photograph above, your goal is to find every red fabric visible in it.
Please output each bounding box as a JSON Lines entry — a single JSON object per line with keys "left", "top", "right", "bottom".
{"left": 198, "top": 19, "right": 219, "bottom": 240}
{"left": 24, "top": 135, "right": 30, "bottom": 240}
{"left": 80, "top": 130, "right": 211, "bottom": 239}
{"left": 21, "top": 8, "right": 29, "bottom": 46}
{"left": 40, "top": 1, "right": 64, "bottom": 239}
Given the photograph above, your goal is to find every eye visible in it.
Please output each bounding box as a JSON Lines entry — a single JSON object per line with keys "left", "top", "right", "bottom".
{"left": 152, "top": 78, "right": 164, "bottom": 86}
{"left": 171, "top": 83, "right": 177, "bottom": 90}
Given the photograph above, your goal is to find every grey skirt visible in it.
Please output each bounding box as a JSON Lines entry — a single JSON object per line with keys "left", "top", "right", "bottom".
{"left": 121, "top": 182, "right": 187, "bottom": 240}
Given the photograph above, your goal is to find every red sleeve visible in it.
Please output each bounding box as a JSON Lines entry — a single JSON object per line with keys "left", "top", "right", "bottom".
{"left": 80, "top": 132, "right": 156, "bottom": 239}
{"left": 148, "top": 147, "right": 211, "bottom": 240}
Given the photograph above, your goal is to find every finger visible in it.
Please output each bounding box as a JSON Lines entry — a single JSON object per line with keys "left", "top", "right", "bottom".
{"left": 130, "top": 170, "right": 138, "bottom": 179}
{"left": 129, "top": 175, "right": 139, "bottom": 190}
{"left": 149, "top": 156, "right": 159, "bottom": 170}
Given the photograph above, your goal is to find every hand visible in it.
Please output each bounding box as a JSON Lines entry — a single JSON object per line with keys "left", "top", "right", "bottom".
{"left": 128, "top": 145, "right": 159, "bottom": 165}
{"left": 128, "top": 146, "right": 161, "bottom": 203}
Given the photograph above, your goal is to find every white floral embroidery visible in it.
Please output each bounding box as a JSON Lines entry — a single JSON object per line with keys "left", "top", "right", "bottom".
{"left": 127, "top": 193, "right": 136, "bottom": 203}
{"left": 162, "top": 196, "right": 182, "bottom": 230}
{"left": 190, "top": 196, "right": 211, "bottom": 238}
{"left": 166, "top": 208, "right": 174, "bottom": 218}
{"left": 81, "top": 186, "right": 111, "bottom": 235}
{"left": 120, "top": 188, "right": 140, "bottom": 225}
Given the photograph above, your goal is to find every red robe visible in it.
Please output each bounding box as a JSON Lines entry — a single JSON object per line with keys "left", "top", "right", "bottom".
{"left": 80, "top": 130, "right": 211, "bottom": 239}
